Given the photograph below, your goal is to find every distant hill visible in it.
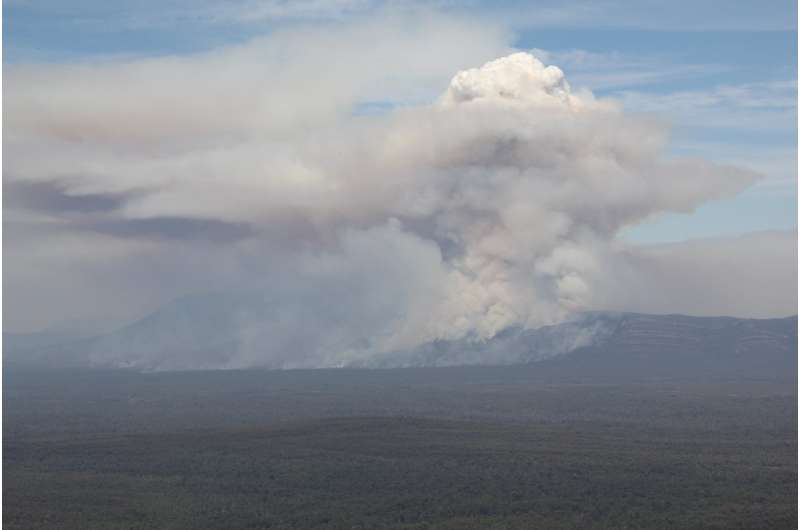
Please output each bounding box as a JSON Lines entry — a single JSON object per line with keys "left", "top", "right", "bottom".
{"left": 4, "top": 330, "right": 87, "bottom": 353}
{"left": 3, "top": 292, "right": 796, "bottom": 380}
{"left": 531, "top": 312, "right": 797, "bottom": 382}
{"left": 4, "top": 292, "right": 269, "bottom": 370}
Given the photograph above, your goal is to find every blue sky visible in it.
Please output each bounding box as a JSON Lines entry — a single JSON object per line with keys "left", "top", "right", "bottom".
{"left": 4, "top": 0, "right": 797, "bottom": 243}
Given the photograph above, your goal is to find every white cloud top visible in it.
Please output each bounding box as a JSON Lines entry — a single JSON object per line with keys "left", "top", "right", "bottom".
{"left": 441, "top": 52, "right": 582, "bottom": 109}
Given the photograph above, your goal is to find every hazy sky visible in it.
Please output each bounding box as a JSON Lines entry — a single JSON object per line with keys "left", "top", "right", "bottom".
{"left": 3, "top": 0, "right": 797, "bottom": 340}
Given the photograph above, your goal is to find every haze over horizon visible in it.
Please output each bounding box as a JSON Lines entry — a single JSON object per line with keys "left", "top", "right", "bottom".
{"left": 3, "top": 1, "right": 797, "bottom": 370}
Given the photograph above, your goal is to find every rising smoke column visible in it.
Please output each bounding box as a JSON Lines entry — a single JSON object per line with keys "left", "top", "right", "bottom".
{"left": 313, "top": 52, "right": 757, "bottom": 354}
{"left": 4, "top": 51, "right": 760, "bottom": 369}
{"left": 218, "top": 52, "right": 757, "bottom": 368}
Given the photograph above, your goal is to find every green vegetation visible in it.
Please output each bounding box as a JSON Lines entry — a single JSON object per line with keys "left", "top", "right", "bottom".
{"left": 4, "top": 368, "right": 797, "bottom": 529}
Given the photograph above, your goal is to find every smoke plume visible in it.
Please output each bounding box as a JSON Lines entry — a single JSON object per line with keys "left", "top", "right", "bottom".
{"left": 4, "top": 47, "right": 768, "bottom": 369}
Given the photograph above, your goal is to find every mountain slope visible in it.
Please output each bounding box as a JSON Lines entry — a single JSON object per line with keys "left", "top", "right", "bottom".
{"left": 3, "top": 291, "right": 796, "bottom": 379}
{"left": 535, "top": 313, "right": 797, "bottom": 381}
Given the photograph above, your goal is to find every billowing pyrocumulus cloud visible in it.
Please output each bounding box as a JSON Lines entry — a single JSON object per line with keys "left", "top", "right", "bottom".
{"left": 4, "top": 33, "right": 784, "bottom": 369}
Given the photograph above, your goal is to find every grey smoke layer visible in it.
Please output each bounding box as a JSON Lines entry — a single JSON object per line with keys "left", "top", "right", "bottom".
{"left": 4, "top": 34, "right": 792, "bottom": 369}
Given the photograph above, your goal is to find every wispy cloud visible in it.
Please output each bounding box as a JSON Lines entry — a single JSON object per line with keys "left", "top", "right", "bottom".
{"left": 531, "top": 48, "right": 730, "bottom": 91}
{"left": 616, "top": 80, "right": 797, "bottom": 133}
{"left": 502, "top": 0, "right": 797, "bottom": 31}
